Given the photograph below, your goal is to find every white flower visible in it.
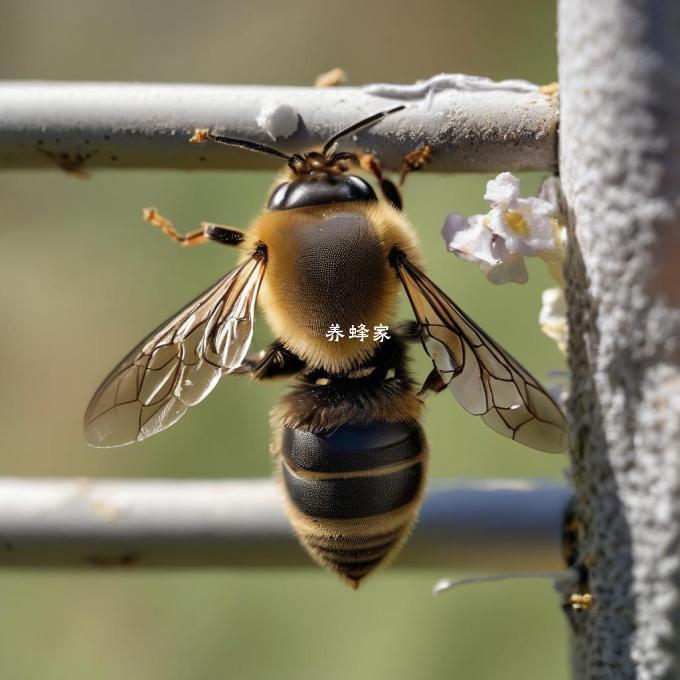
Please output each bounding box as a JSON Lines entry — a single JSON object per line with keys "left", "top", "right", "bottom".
{"left": 442, "top": 213, "right": 528, "bottom": 284}
{"left": 539, "top": 287, "right": 568, "bottom": 353}
{"left": 441, "top": 172, "right": 565, "bottom": 286}
{"left": 484, "top": 172, "right": 557, "bottom": 255}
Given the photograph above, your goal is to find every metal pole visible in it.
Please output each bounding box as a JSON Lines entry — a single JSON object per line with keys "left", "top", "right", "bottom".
{"left": 0, "top": 478, "right": 570, "bottom": 571}
{"left": 0, "top": 76, "right": 557, "bottom": 172}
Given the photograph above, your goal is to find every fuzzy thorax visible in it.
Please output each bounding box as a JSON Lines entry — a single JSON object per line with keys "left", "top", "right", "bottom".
{"left": 244, "top": 201, "right": 421, "bottom": 373}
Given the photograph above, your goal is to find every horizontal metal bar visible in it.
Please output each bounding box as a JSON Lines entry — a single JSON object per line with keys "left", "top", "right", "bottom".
{"left": 0, "top": 76, "right": 558, "bottom": 173}
{"left": 0, "top": 477, "right": 571, "bottom": 571}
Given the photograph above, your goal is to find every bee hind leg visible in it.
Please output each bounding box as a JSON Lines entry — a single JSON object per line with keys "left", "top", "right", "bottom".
{"left": 231, "top": 342, "right": 306, "bottom": 381}
{"left": 385, "top": 321, "right": 447, "bottom": 396}
{"left": 417, "top": 368, "right": 447, "bottom": 396}
{"left": 142, "top": 208, "right": 245, "bottom": 247}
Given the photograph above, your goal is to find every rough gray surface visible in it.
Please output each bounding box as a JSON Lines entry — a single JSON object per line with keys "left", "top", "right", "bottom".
{"left": 559, "top": 0, "right": 680, "bottom": 677}
{"left": 0, "top": 478, "right": 570, "bottom": 571}
{"left": 0, "top": 78, "right": 557, "bottom": 172}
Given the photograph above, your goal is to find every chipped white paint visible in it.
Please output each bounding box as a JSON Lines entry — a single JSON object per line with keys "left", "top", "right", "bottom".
{"left": 363, "top": 72, "right": 540, "bottom": 99}
{"left": 256, "top": 102, "right": 299, "bottom": 141}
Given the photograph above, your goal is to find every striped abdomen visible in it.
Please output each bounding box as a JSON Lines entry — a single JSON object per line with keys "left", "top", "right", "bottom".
{"left": 278, "top": 420, "right": 427, "bottom": 588}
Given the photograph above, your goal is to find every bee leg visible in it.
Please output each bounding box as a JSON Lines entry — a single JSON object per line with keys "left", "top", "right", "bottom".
{"left": 358, "top": 153, "right": 403, "bottom": 211}
{"left": 399, "top": 144, "right": 432, "bottom": 187}
{"left": 232, "top": 342, "right": 306, "bottom": 381}
{"left": 202, "top": 224, "right": 246, "bottom": 246}
{"left": 359, "top": 145, "right": 433, "bottom": 207}
{"left": 391, "top": 320, "right": 421, "bottom": 341}
{"left": 417, "top": 368, "right": 447, "bottom": 396}
{"left": 142, "top": 208, "right": 245, "bottom": 247}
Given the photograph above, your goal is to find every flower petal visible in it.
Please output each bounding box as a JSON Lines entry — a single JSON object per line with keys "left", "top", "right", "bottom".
{"left": 522, "top": 195, "right": 554, "bottom": 218}
{"left": 442, "top": 213, "right": 498, "bottom": 266}
{"left": 441, "top": 212, "right": 470, "bottom": 243}
{"left": 483, "top": 253, "right": 529, "bottom": 285}
{"left": 484, "top": 172, "right": 520, "bottom": 207}
{"left": 537, "top": 175, "right": 562, "bottom": 216}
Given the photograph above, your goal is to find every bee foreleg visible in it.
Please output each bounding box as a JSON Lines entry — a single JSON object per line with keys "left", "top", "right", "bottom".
{"left": 232, "top": 342, "right": 306, "bottom": 381}
{"left": 417, "top": 368, "right": 447, "bottom": 396}
{"left": 142, "top": 208, "right": 245, "bottom": 247}
{"left": 358, "top": 153, "right": 403, "bottom": 211}
{"left": 399, "top": 144, "right": 432, "bottom": 187}
{"left": 358, "top": 143, "right": 432, "bottom": 206}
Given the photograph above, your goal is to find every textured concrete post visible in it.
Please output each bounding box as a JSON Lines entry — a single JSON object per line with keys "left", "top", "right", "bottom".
{"left": 559, "top": 1, "right": 680, "bottom": 677}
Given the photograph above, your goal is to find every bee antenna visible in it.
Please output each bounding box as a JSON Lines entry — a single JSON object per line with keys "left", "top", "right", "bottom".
{"left": 322, "top": 105, "right": 406, "bottom": 157}
{"left": 194, "top": 132, "right": 292, "bottom": 162}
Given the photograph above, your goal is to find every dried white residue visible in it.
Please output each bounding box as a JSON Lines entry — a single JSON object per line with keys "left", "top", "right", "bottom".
{"left": 363, "top": 73, "right": 539, "bottom": 100}
{"left": 256, "top": 103, "right": 299, "bottom": 141}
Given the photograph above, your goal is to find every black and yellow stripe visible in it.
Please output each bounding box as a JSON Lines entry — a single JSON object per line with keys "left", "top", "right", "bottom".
{"left": 279, "top": 420, "right": 427, "bottom": 588}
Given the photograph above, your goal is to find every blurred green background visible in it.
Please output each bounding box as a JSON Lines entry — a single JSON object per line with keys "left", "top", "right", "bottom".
{"left": 0, "top": 1, "right": 569, "bottom": 678}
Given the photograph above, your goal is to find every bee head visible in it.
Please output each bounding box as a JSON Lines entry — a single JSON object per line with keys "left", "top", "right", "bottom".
{"left": 192, "top": 106, "right": 405, "bottom": 211}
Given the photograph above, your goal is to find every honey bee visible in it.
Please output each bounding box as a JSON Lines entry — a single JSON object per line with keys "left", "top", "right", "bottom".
{"left": 84, "top": 106, "right": 569, "bottom": 588}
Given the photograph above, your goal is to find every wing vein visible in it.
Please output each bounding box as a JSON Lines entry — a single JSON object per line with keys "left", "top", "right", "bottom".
{"left": 393, "top": 251, "right": 568, "bottom": 453}
{"left": 84, "top": 250, "right": 267, "bottom": 447}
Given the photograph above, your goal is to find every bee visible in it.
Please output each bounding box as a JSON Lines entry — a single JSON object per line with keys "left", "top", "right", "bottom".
{"left": 84, "top": 106, "right": 569, "bottom": 589}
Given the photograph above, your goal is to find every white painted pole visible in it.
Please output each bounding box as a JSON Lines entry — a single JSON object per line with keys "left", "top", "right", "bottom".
{"left": 0, "top": 77, "right": 557, "bottom": 172}
{"left": 0, "top": 478, "right": 570, "bottom": 571}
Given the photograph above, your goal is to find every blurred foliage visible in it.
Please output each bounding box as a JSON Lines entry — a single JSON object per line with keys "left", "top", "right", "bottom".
{"left": 0, "top": 0, "right": 568, "bottom": 678}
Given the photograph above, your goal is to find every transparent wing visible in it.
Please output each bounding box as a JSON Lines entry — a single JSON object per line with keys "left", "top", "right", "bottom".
{"left": 394, "top": 253, "right": 569, "bottom": 453}
{"left": 84, "top": 252, "right": 266, "bottom": 448}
